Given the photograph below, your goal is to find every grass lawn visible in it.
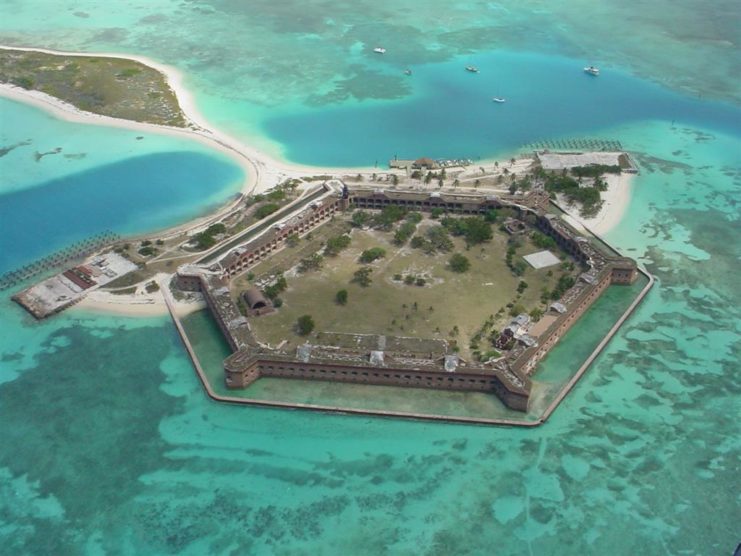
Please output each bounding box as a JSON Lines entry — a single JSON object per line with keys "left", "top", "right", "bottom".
{"left": 245, "top": 214, "right": 576, "bottom": 358}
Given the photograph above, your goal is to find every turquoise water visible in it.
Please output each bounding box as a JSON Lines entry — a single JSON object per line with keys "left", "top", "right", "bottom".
{"left": 0, "top": 97, "right": 244, "bottom": 271}
{"left": 265, "top": 51, "right": 741, "bottom": 166}
{"left": 180, "top": 277, "right": 647, "bottom": 423}
{"left": 0, "top": 152, "right": 242, "bottom": 270}
{"left": 1, "top": 1, "right": 740, "bottom": 554}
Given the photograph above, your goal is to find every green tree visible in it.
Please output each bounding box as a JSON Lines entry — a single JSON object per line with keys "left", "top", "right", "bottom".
{"left": 509, "top": 304, "right": 526, "bottom": 317}
{"left": 335, "top": 289, "right": 348, "bottom": 305}
{"left": 393, "top": 222, "right": 417, "bottom": 245}
{"left": 512, "top": 260, "right": 527, "bottom": 276}
{"left": 462, "top": 217, "right": 493, "bottom": 246}
{"left": 359, "top": 247, "right": 386, "bottom": 263}
{"left": 351, "top": 210, "right": 372, "bottom": 228}
{"left": 531, "top": 231, "right": 557, "bottom": 249}
{"left": 255, "top": 203, "right": 280, "bottom": 219}
{"left": 296, "top": 315, "right": 315, "bottom": 336}
{"left": 373, "top": 205, "right": 407, "bottom": 230}
{"left": 449, "top": 253, "right": 471, "bottom": 273}
{"left": 192, "top": 232, "right": 217, "bottom": 250}
{"left": 299, "top": 253, "right": 323, "bottom": 272}
{"left": 206, "top": 223, "right": 226, "bottom": 235}
{"left": 324, "top": 234, "right": 351, "bottom": 256}
{"left": 406, "top": 211, "right": 423, "bottom": 224}
{"left": 426, "top": 226, "right": 453, "bottom": 252}
{"left": 352, "top": 267, "right": 373, "bottom": 287}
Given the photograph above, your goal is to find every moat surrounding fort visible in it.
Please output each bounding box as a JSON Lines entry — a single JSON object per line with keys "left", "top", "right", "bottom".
{"left": 157, "top": 179, "right": 651, "bottom": 424}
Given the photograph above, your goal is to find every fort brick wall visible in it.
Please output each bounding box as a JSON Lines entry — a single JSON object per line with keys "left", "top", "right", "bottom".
{"left": 220, "top": 198, "right": 340, "bottom": 279}
{"left": 174, "top": 184, "right": 640, "bottom": 415}
{"left": 224, "top": 353, "right": 529, "bottom": 411}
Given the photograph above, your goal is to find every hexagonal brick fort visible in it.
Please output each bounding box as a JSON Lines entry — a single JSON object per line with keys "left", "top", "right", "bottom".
{"left": 174, "top": 181, "right": 638, "bottom": 413}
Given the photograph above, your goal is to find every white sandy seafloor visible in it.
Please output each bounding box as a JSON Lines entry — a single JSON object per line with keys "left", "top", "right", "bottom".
{"left": 0, "top": 3, "right": 739, "bottom": 555}
{"left": 0, "top": 46, "right": 374, "bottom": 199}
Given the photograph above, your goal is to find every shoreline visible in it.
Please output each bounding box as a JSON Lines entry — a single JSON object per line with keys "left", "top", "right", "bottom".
{"left": 73, "top": 279, "right": 206, "bottom": 319}
{"left": 556, "top": 172, "right": 634, "bottom": 236}
{"left": 0, "top": 45, "right": 373, "bottom": 197}
{"left": 74, "top": 293, "right": 206, "bottom": 319}
{"left": 1, "top": 44, "right": 634, "bottom": 317}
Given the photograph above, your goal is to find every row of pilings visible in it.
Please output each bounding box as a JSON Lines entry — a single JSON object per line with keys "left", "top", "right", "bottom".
{"left": 0, "top": 230, "right": 120, "bottom": 291}
{"left": 525, "top": 138, "right": 624, "bottom": 152}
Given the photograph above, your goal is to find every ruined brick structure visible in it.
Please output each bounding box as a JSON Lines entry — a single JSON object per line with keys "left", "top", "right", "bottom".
{"left": 175, "top": 183, "right": 638, "bottom": 412}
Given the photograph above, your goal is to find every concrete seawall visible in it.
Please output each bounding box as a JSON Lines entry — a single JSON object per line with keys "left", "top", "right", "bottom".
{"left": 162, "top": 186, "right": 655, "bottom": 426}
{"left": 162, "top": 282, "right": 537, "bottom": 426}
{"left": 162, "top": 267, "right": 654, "bottom": 427}
{"left": 534, "top": 267, "right": 654, "bottom": 424}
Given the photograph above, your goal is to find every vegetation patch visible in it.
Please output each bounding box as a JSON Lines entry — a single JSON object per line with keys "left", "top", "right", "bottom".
{"left": 359, "top": 247, "right": 386, "bottom": 263}
{"left": 0, "top": 49, "right": 186, "bottom": 126}
{"left": 192, "top": 223, "right": 227, "bottom": 250}
{"left": 246, "top": 213, "right": 580, "bottom": 358}
{"left": 537, "top": 166, "right": 615, "bottom": 218}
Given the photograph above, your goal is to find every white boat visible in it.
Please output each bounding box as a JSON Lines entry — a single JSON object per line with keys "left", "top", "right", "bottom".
{"left": 584, "top": 65, "right": 600, "bottom": 76}
{"left": 492, "top": 97, "right": 506, "bottom": 103}
{"left": 373, "top": 47, "right": 386, "bottom": 54}
{"left": 404, "top": 68, "right": 412, "bottom": 76}
{"left": 465, "top": 65, "right": 479, "bottom": 73}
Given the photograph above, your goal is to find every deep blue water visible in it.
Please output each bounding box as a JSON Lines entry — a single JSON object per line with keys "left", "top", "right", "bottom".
{"left": 265, "top": 51, "right": 741, "bottom": 166}
{"left": 0, "top": 151, "right": 242, "bottom": 272}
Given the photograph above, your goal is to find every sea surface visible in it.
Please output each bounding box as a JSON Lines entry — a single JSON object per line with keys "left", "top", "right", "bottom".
{"left": 0, "top": 1, "right": 739, "bottom": 554}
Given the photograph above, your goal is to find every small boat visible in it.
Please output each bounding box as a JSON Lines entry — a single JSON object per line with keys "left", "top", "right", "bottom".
{"left": 583, "top": 65, "right": 600, "bottom": 76}
{"left": 492, "top": 97, "right": 506, "bottom": 103}
{"left": 373, "top": 47, "right": 386, "bottom": 54}
{"left": 404, "top": 68, "right": 412, "bottom": 76}
{"left": 465, "top": 65, "right": 480, "bottom": 73}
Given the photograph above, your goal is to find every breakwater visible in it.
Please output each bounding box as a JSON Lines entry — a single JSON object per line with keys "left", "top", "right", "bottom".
{"left": 524, "top": 138, "right": 623, "bottom": 151}
{"left": 0, "top": 230, "right": 119, "bottom": 291}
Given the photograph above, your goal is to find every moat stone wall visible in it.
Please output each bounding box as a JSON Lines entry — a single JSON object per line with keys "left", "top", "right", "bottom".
{"left": 224, "top": 353, "right": 530, "bottom": 411}
{"left": 174, "top": 185, "right": 639, "bottom": 414}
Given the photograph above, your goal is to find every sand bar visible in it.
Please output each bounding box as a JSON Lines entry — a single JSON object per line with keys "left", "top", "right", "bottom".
{"left": 1, "top": 45, "right": 635, "bottom": 317}
{"left": 0, "top": 45, "right": 372, "bottom": 197}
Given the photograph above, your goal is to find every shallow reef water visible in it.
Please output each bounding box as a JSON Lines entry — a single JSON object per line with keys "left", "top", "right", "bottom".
{"left": 0, "top": 1, "right": 739, "bottom": 554}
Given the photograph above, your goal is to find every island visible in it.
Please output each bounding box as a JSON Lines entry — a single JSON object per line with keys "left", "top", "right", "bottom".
{"left": 1, "top": 46, "right": 653, "bottom": 426}
{"left": 0, "top": 46, "right": 185, "bottom": 126}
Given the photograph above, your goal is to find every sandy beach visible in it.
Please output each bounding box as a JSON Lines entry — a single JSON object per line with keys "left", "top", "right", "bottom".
{"left": 1, "top": 44, "right": 634, "bottom": 318}
{"left": 555, "top": 172, "right": 634, "bottom": 236}
{"left": 0, "top": 45, "right": 371, "bottom": 197}
{"left": 74, "top": 274, "right": 206, "bottom": 318}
